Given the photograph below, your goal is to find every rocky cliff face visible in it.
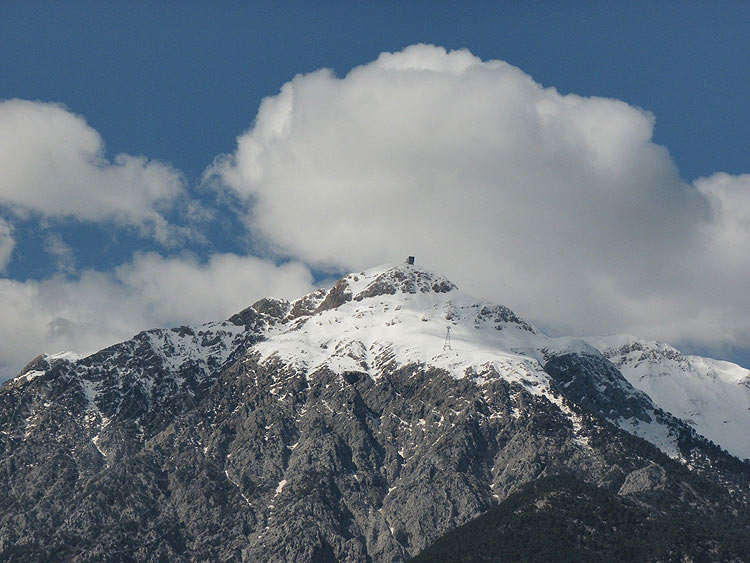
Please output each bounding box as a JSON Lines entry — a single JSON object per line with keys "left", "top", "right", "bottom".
{"left": 1, "top": 264, "right": 748, "bottom": 561}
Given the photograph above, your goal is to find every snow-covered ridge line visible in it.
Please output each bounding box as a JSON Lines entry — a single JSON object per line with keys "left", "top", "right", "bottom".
{"left": 8, "top": 262, "right": 748, "bottom": 462}
{"left": 255, "top": 264, "right": 544, "bottom": 380}
{"left": 588, "top": 334, "right": 750, "bottom": 461}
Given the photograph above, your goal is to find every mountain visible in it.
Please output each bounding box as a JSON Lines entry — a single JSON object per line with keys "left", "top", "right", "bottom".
{"left": 587, "top": 334, "right": 750, "bottom": 461}
{"left": 1, "top": 263, "right": 748, "bottom": 561}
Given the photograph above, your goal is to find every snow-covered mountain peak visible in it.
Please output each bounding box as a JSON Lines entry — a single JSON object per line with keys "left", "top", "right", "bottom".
{"left": 589, "top": 334, "right": 750, "bottom": 460}
{"left": 254, "top": 263, "right": 546, "bottom": 380}
{"left": 279, "top": 263, "right": 459, "bottom": 322}
{"left": 590, "top": 334, "right": 687, "bottom": 371}
{"left": 345, "top": 262, "right": 458, "bottom": 300}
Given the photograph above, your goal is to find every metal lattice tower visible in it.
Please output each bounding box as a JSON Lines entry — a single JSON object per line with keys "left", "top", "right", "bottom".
{"left": 443, "top": 326, "right": 452, "bottom": 351}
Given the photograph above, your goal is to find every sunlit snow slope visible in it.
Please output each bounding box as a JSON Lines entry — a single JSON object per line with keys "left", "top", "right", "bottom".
{"left": 589, "top": 335, "right": 750, "bottom": 461}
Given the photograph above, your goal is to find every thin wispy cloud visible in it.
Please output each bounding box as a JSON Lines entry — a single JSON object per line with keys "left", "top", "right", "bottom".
{"left": 43, "top": 233, "right": 76, "bottom": 275}
{"left": 0, "top": 218, "right": 14, "bottom": 272}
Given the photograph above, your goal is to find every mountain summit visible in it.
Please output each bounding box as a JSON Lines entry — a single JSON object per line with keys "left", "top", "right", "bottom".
{"left": 2, "top": 263, "right": 749, "bottom": 561}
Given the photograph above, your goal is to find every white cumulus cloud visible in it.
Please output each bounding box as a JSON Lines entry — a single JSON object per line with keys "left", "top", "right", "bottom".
{"left": 209, "top": 44, "right": 749, "bottom": 354}
{"left": 0, "top": 99, "right": 187, "bottom": 243}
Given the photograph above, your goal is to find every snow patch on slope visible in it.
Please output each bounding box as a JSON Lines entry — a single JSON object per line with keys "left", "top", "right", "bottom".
{"left": 14, "top": 370, "right": 45, "bottom": 384}
{"left": 47, "top": 351, "right": 83, "bottom": 363}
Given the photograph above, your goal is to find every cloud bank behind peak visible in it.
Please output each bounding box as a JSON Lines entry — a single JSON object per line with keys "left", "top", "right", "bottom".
{"left": 209, "top": 44, "right": 749, "bottom": 352}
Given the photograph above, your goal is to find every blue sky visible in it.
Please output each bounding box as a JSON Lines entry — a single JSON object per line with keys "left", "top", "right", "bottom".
{"left": 1, "top": 1, "right": 749, "bottom": 379}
